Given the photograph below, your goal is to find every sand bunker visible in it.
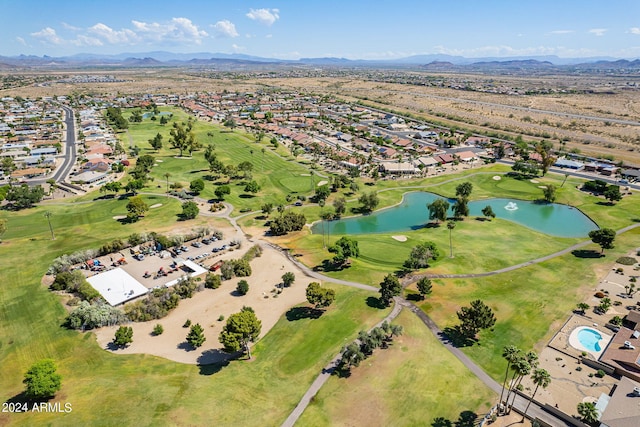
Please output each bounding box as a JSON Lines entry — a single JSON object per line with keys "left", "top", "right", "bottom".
{"left": 112, "top": 215, "right": 127, "bottom": 220}
{"left": 538, "top": 185, "right": 548, "bottom": 189}
{"left": 492, "top": 176, "right": 501, "bottom": 181}
{"left": 392, "top": 235, "right": 407, "bottom": 242}
{"left": 150, "top": 203, "right": 163, "bottom": 209}
{"left": 530, "top": 179, "right": 540, "bottom": 183}
{"left": 317, "top": 180, "right": 328, "bottom": 186}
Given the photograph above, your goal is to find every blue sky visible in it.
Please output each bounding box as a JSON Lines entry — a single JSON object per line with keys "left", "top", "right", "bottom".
{"left": 2, "top": 0, "right": 640, "bottom": 59}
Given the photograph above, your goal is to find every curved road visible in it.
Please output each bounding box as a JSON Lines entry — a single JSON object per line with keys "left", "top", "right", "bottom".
{"left": 32, "top": 105, "right": 77, "bottom": 186}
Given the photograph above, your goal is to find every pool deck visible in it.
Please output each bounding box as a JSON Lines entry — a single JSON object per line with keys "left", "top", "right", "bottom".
{"left": 567, "top": 325, "right": 612, "bottom": 360}
{"left": 549, "top": 314, "right": 613, "bottom": 360}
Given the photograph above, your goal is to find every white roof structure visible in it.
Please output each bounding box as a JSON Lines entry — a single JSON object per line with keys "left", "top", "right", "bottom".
{"left": 87, "top": 268, "right": 148, "bottom": 306}
{"left": 164, "top": 260, "right": 208, "bottom": 287}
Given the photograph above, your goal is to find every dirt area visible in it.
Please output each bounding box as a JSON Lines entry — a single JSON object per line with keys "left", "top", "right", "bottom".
{"left": 94, "top": 242, "right": 313, "bottom": 364}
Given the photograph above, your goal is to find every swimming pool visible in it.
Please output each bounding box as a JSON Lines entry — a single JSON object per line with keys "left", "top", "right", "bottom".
{"left": 568, "top": 326, "right": 612, "bottom": 358}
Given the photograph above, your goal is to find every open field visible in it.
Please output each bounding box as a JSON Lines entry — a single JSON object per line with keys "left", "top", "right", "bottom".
{"left": 296, "top": 309, "right": 495, "bottom": 426}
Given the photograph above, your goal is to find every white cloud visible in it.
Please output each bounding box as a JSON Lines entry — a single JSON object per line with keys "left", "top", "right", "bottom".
{"left": 16, "top": 36, "right": 27, "bottom": 46}
{"left": 246, "top": 8, "right": 280, "bottom": 26}
{"left": 73, "top": 35, "right": 104, "bottom": 47}
{"left": 213, "top": 20, "right": 238, "bottom": 38}
{"left": 589, "top": 28, "right": 607, "bottom": 36}
{"left": 549, "top": 30, "right": 574, "bottom": 35}
{"left": 31, "top": 27, "right": 63, "bottom": 45}
{"left": 89, "top": 23, "right": 137, "bottom": 44}
{"left": 132, "top": 17, "right": 208, "bottom": 44}
{"left": 62, "top": 22, "right": 82, "bottom": 31}
{"left": 231, "top": 44, "right": 245, "bottom": 52}
{"left": 630, "top": 27, "right": 640, "bottom": 35}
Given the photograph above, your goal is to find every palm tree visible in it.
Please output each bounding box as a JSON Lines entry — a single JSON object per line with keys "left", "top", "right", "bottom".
{"left": 447, "top": 220, "right": 456, "bottom": 258}
{"left": 499, "top": 345, "right": 521, "bottom": 414}
{"left": 522, "top": 368, "right": 550, "bottom": 422}
{"left": 44, "top": 211, "right": 55, "bottom": 240}
{"left": 163, "top": 172, "right": 171, "bottom": 196}
{"left": 506, "top": 356, "right": 531, "bottom": 414}
{"left": 507, "top": 352, "right": 537, "bottom": 413}
{"left": 577, "top": 402, "right": 599, "bottom": 424}
{"left": 261, "top": 147, "right": 266, "bottom": 172}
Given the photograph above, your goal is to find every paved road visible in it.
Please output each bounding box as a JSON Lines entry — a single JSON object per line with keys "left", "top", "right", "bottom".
{"left": 32, "top": 105, "right": 77, "bottom": 186}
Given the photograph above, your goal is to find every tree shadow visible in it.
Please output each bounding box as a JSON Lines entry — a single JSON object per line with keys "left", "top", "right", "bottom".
{"left": 198, "top": 360, "right": 230, "bottom": 376}
{"left": 405, "top": 293, "right": 425, "bottom": 302}
{"left": 442, "top": 326, "right": 474, "bottom": 347}
{"left": 105, "top": 341, "right": 127, "bottom": 351}
{"left": 177, "top": 341, "right": 197, "bottom": 352}
{"left": 239, "top": 194, "right": 256, "bottom": 199}
{"left": 572, "top": 249, "right": 604, "bottom": 259}
{"left": 286, "top": 306, "right": 323, "bottom": 321}
{"left": 431, "top": 417, "right": 453, "bottom": 427}
{"left": 596, "top": 200, "right": 614, "bottom": 206}
{"left": 366, "top": 296, "right": 386, "bottom": 309}
{"left": 4, "top": 391, "right": 55, "bottom": 407}
{"left": 313, "top": 259, "right": 344, "bottom": 273}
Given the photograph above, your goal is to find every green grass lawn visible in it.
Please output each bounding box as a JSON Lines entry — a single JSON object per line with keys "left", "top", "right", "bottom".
{"left": 296, "top": 310, "right": 495, "bottom": 426}
{"left": 119, "top": 108, "right": 323, "bottom": 214}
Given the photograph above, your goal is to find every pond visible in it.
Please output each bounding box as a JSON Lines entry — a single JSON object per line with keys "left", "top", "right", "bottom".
{"left": 142, "top": 112, "right": 171, "bottom": 119}
{"left": 311, "top": 192, "right": 598, "bottom": 238}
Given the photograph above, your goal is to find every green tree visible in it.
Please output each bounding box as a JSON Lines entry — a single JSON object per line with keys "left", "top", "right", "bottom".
{"left": 589, "top": 228, "right": 616, "bottom": 254}
{"left": 315, "top": 184, "right": 331, "bottom": 203}
{"left": 306, "top": 282, "right": 336, "bottom": 309}
{"left": 148, "top": 132, "right": 163, "bottom": 150}
{"left": 160, "top": 115, "right": 169, "bottom": 125}
{"left": 181, "top": 201, "right": 199, "bottom": 220}
{"left": 358, "top": 191, "right": 379, "bottom": 213}
{"left": 214, "top": 185, "right": 231, "bottom": 200}
{"left": 236, "top": 280, "right": 249, "bottom": 295}
{"left": 456, "top": 299, "right": 496, "bottom": 340}
{"left": 6, "top": 184, "right": 45, "bottom": 209}
{"left": 416, "top": 277, "right": 432, "bottom": 300}
{"left": 577, "top": 401, "right": 599, "bottom": 424}
{"left": 339, "top": 341, "right": 365, "bottom": 371}
{"left": 455, "top": 181, "right": 473, "bottom": 198}
{"left": 452, "top": 197, "right": 469, "bottom": 219}
{"left": 328, "top": 236, "right": 360, "bottom": 266}
{"left": 189, "top": 178, "right": 205, "bottom": 195}
{"left": 23, "top": 359, "right": 62, "bottom": 400}
{"left": 282, "top": 271, "right": 295, "bottom": 287}
{"left": 576, "top": 302, "right": 589, "bottom": 314}
{"left": 169, "top": 122, "right": 198, "bottom": 157}
{"left": 244, "top": 180, "right": 260, "bottom": 194}
{"left": 603, "top": 185, "right": 622, "bottom": 203}
{"left": 237, "top": 161, "right": 254, "bottom": 179}
{"left": 219, "top": 307, "right": 262, "bottom": 358}
{"left": 261, "top": 203, "right": 273, "bottom": 217}
{"left": 481, "top": 205, "right": 496, "bottom": 220}
{"left": 379, "top": 273, "right": 401, "bottom": 306}
{"left": 542, "top": 184, "right": 557, "bottom": 203}
{"left": 186, "top": 323, "right": 206, "bottom": 348}
{"left": 427, "top": 198, "right": 450, "bottom": 224}
{"left": 333, "top": 196, "right": 347, "bottom": 218}
{"left": 153, "top": 324, "right": 164, "bottom": 335}
{"left": 205, "top": 273, "right": 222, "bottom": 289}
{"left": 499, "top": 345, "right": 522, "bottom": 413}
{"left": 113, "top": 326, "right": 133, "bottom": 347}
{"left": 404, "top": 241, "right": 440, "bottom": 270}
{"left": 269, "top": 211, "right": 306, "bottom": 235}
{"left": 126, "top": 195, "right": 149, "bottom": 222}
{"left": 523, "top": 368, "right": 551, "bottom": 422}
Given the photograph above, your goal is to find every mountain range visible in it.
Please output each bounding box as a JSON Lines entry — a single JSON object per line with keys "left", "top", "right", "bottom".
{"left": 1, "top": 51, "right": 639, "bottom": 71}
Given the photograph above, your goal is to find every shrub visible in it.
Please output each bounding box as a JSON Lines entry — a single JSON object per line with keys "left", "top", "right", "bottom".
{"left": 153, "top": 324, "right": 164, "bottom": 335}
{"left": 183, "top": 319, "right": 192, "bottom": 328}
{"left": 594, "top": 291, "right": 605, "bottom": 298}
{"left": 596, "top": 369, "right": 606, "bottom": 378}
{"left": 616, "top": 256, "right": 637, "bottom": 265}
{"left": 242, "top": 244, "right": 263, "bottom": 261}
{"left": 66, "top": 301, "right": 128, "bottom": 329}
{"left": 113, "top": 326, "right": 133, "bottom": 347}
{"left": 233, "top": 259, "right": 252, "bottom": 277}
{"left": 236, "top": 280, "right": 249, "bottom": 295}
{"left": 610, "top": 315, "right": 623, "bottom": 326}
{"left": 205, "top": 273, "right": 222, "bottom": 289}
{"left": 218, "top": 315, "right": 225, "bottom": 321}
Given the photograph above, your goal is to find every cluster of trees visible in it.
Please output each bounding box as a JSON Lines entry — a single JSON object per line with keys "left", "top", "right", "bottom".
{"left": 5, "top": 184, "right": 45, "bottom": 210}
{"left": 337, "top": 321, "right": 403, "bottom": 374}
{"left": 499, "top": 346, "right": 550, "bottom": 421}
{"left": 50, "top": 270, "right": 100, "bottom": 302}
{"left": 219, "top": 306, "right": 262, "bottom": 358}
{"left": 269, "top": 211, "right": 306, "bottom": 236}
{"left": 306, "top": 282, "right": 336, "bottom": 308}
{"left": 65, "top": 300, "right": 128, "bottom": 329}
{"left": 583, "top": 179, "right": 622, "bottom": 203}
{"left": 220, "top": 258, "right": 252, "bottom": 280}
{"left": 129, "top": 109, "right": 143, "bottom": 123}
{"left": 105, "top": 107, "right": 128, "bottom": 130}
{"left": 124, "top": 277, "right": 203, "bottom": 322}
{"left": 511, "top": 160, "right": 540, "bottom": 177}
